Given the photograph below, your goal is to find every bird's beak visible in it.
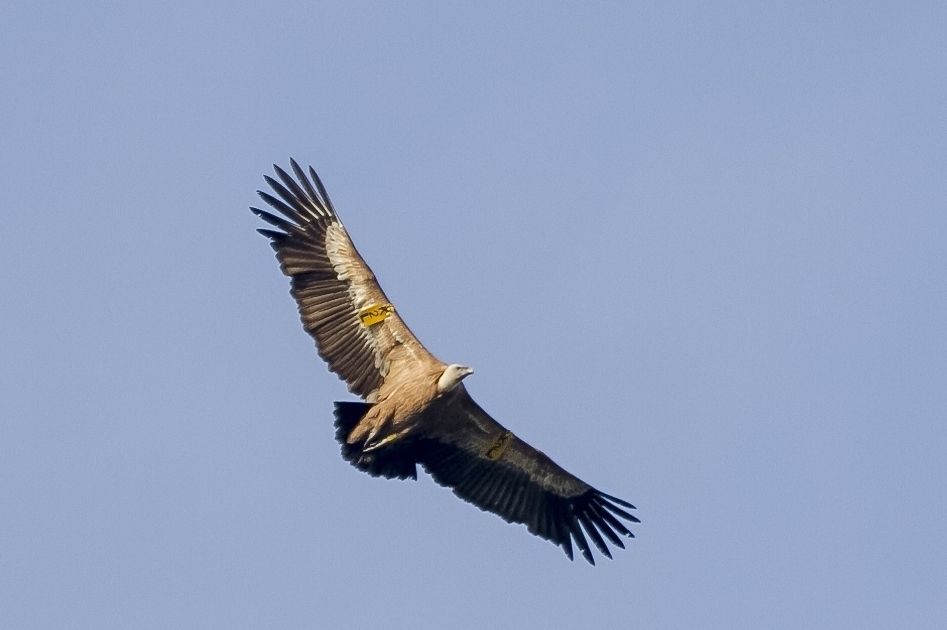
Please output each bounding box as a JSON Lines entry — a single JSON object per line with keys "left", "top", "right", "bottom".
{"left": 462, "top": 367, "right": 474, "bottom": 378}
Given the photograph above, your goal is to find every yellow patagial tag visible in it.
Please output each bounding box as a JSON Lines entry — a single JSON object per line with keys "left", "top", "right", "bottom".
{"left": 358, "top": 303, "right": 394, "bottom": 327}
{"left": 486, "top": 431, "right": 513, "bottom": 461}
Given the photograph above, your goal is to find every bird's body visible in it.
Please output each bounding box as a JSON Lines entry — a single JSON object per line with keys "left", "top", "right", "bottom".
{"left": 345, "top": 359, "right": 451, "bottom": 447}
{"left": 252, "top": 160, "right": 639, "bottom": 564}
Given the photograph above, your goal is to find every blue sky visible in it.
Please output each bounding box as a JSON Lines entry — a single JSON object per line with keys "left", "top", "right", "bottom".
{"left": 2, "top": 2, "right": 945, "bottom": 628}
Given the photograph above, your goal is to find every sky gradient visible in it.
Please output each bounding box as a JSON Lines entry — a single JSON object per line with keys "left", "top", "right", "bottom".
{"left": 2, "top": 2, "right": 946, "bottom": 628}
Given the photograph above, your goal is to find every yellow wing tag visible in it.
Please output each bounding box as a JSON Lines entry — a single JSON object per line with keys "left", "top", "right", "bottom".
{"left": 358, "top": 303, "right": 394, "bottom": 327}
{"left": 486, "top": 431, "right": 513, "bottom": 461}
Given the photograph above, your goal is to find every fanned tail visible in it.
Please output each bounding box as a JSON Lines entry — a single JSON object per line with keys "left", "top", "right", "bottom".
{"left": 333, "top": 402, "right": 418, "bottom": 480}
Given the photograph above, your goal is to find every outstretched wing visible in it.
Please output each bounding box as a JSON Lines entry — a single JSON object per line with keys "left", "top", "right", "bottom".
{"left": 418, "top": 389, "right": 639, "bottom": 564}
{"left": 252, "top": 160, "right": 436, "bottom": 400}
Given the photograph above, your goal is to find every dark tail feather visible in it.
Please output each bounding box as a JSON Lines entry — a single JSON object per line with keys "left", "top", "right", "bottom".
{"left": 332, "top": 402, "right": 418, "bottom": 481}
{"left": 333, "top": 401, "right": 371, "bottom": 462}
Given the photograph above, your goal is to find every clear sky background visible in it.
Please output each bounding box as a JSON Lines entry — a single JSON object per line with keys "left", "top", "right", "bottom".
{"left": 2, "top": 2, "right": 945, "bottom": 628}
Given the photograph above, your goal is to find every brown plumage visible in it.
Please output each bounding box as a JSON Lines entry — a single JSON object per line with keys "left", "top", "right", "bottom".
{"left": 252, "top": 160, "right": 639, "bottom": 564}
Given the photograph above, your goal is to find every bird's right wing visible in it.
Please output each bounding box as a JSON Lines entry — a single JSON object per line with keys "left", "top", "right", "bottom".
{"left": 417, "top": 389, "right": 639, "bottom": 564}
{"left": 252, "top": 160, "right": 437, "bottom": 400}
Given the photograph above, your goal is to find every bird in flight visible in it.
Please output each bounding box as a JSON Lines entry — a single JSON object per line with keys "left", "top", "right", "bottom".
{"left": 251, "top": 160, "right": 639, "bottom": 564}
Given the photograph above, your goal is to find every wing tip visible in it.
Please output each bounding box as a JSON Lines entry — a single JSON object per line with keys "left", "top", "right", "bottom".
{"left": 256, "top": 228, "right": 284, "bottom": 240}
{"left": 562, "top": 488, "right": 639, "bottom": 565}
{"left": 598, "top": 490, "right": 637, "bottom": 510}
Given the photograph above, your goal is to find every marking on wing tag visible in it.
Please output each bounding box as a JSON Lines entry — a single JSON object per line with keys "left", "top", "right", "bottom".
{"left": 486, "top": 431, "right": 513, "bottom": 461}
{"left": 359, "top": 303, "right": 394, "bottom": 327}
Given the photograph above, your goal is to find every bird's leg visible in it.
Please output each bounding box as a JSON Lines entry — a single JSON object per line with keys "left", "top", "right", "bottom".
{"left": 349, "top": 412, "right": 392, "bottom": 445}
{"left": 362, "top": 428, "right": 407, "bottom": 453}
{"left": 364, "top": 424, "right": 382, "bottom": 444}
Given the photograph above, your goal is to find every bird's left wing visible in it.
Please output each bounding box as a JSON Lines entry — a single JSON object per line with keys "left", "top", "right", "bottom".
{"left": 417, "top": 389, "right": 639, "bottom": 564}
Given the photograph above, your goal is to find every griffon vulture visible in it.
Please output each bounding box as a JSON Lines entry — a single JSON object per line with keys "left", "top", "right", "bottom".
{"left": 252, "top": 160, "right": 639, "bottom": 564}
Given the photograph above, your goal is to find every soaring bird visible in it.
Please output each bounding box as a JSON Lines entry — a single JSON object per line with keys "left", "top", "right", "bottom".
{"left": 252, "top": 160, "right": 639, "bottom": 564}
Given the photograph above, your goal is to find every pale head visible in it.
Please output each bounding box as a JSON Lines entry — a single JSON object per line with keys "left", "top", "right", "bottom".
{"left": 437, "top": 363, "right": 474, "bottom": 393}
